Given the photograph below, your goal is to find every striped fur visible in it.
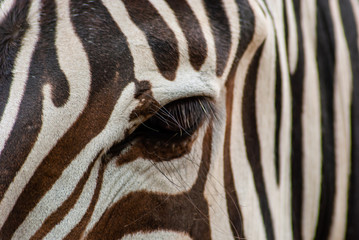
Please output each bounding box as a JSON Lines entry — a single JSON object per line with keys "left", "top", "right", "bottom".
{"left": 0, "top": 0, "right": 358, "bottom": 239}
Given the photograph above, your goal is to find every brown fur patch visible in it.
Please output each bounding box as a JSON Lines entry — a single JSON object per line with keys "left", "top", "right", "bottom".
{"left": 130, "top": 81, "right": 161, "bottom": 121}
{"left": 116, "top": 132, "right": 197, "bottom": 166}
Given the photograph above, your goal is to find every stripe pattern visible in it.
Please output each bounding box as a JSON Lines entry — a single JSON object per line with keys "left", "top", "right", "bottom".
{"left": 0, "top": 0, "right": 358, "bottom": 239}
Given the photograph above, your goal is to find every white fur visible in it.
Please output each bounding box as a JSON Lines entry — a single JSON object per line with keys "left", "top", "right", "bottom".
{"left": 256, "top": 4, "right": 292, "bottom": 239}
{"left": 14, "top": 82, "right": 137, "bottom": 238}
{"left": 185, "top": 0, "right": 217, "bottom": 77}
{"left": 121, "top": 230, "right": 193, "bottom": 240}
{"left": 301, "top": 1, "right": 322, "bottom": 239}
{"left": 84, "top": 126, "right": 207, "bottom": 235}
{"left": 329, "top": 0, "right": 352, "bottom": 238}
{"left": 0, "top": 0, "right": 41, "bottom": 229}
{"left": 268, "top": 1, "right": 295, "bottom": 239}
{"left": 227, "top": 1, "right": 268, "bottom": 239}
{"left": 0, "top": 0, "right": 92, "bottom": 233}
{"left": 221, "top": 0, "right": 241, "bottom": 84}
{"left": 101, "top": 0, "right": 220, "bottom": 105}
{"left": 42, "top": 160, "right": 101, "bottom": 240}
{"left": 1, "top": 0, "right": 356, "bottom": 239}
{"left": 285, "top": 0, "right": 299, "bottom": 74}
{"left": 204, "top": 88, "right": 234, "bottom": 240}
{"left": 0, "top": 0, "right": 15, "bottom": 23}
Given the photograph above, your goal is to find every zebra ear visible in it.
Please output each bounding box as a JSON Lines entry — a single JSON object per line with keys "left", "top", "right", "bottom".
{"left": 0, "top": 0, "right": 30, "bottom": 74}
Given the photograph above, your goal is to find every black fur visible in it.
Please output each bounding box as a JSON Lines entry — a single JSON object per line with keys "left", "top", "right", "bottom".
{"left": 0, "top": 0, "right": 30, "bottom": 120}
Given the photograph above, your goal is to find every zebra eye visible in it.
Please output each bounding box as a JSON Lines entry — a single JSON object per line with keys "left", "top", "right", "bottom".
{"left": 137, "top": 96, "right": 215, "bottom": 139}
{"left": 107, "top": 97, "right": 215, "bottom": 158}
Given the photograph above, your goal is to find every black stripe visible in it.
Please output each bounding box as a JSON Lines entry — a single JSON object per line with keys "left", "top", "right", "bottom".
{"left": 340, "top": 0, "right": 359, "bottom": 239}
{"left": 86, "top": 126, "right": 213, "bottom": 240}
{"left": 259, "top": 0, "right": 283, "bottom": 188}
{"left": 30, "top": 152, "right": 100, "bottom": 240}
{"left": 274, "top": 40, "right": 282, "bottom": 185}
{"left": 1, "top": 0, "right": 138, "bottom": 237}
{"left": 203, "top": 0, "right": 231, "bottom": 77}
{"left": 242, "top": 43, "right": 275, "bottom": 240}
{"left": 283, "top": 0, "right": 289, "bottom": 56}
{"left": 223, "top": 139, "right": 245, "bottom": 239}
{"left": 224, "top": 52, "right": 245, "bottom": 240}
{"left": 314, "top": 0, "right": 336, "bottom": 238}
{"left": 164, "top": 0, "right": 207, "bottom": 71}
{"left": 223, "top": 1, "right": 254, "bottom": 238}
{"left": 0, "top": 0, "right": 68, "bottom": 205}
{"left": 122, "top": 0, "right": 179, "bottom": 81}
{"left": 235, "top": 0, "right": 255, "bottom": 61}
{"left": 290, "top": 0, "right": 304, "bottom": 239}
{"left": 0, "top": 0, "right": 30, "bottom": 121}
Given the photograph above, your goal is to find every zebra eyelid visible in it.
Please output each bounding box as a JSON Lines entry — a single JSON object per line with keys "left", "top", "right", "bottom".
{"left": 106, "top": 96, "right": 216, "bottom": 157}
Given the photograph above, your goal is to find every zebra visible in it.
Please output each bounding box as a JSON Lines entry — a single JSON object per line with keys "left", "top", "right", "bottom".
{"left": 0, "top": 0, "right": 358, "bottom": 239}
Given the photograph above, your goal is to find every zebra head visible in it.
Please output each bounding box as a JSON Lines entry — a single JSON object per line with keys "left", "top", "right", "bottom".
{"left": 0, "top": 0, "right": 270, "bottom": 239}
{"left": 2, "top": 0, "right": 359, "bottom": 239}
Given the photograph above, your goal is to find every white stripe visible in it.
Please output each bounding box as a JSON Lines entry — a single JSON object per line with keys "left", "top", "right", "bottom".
{"left": 15, "top": 82, "right": 136, "bottom": 239}
{"left": 0, "top": 0, "right": 41, "bottom": 228}
{"left": 122, "top": 231, "right": 193, "bottom": 240}
{"left": 0, "top": 0, "right": 92, "bottom": 231}
{"left": 278, "top": 26, "right": 295, "bottom": 240}
{"left": 42, "top": 160, "right": 101, "bottom": 240}
{"left": 102, "top": 0, "right": 219, "bottom": 105}
{"left": 15, "top": 159, "right": 100, "bottom": 240}
{"left": 229, "top": 0, "right": 267, "bottom": 238}
{"left": 285, "top": 0, "right": 299, "bottom": 74}
{"left": 0, "top": 0, "right": 15, "bottom": 23}
{"left": 0, "top": 0, "right": 39, "bottom": 154}
{"left": 205, "top": 87, "right": 235, "bottom": 240}
{"left": 301, "top": 1, "right": 322, "bottom": 239}
{"left": 101, "top": 0, "right": 158, "bottom": 82}
{"left": 255, "top": 2, "right": 294, "bottom": 238}
{"left": 329, "top": 0, "right": 352, "bottom": 238}
{"left": 255, "top": 4, "right": 278, "bottom": 235}
{"left": 221, "top": 0, "right": 241, "bottom": 84}
{"left": 84, "top": 126, "right": 207, "bottom": 235}
{"left": 203, "top": 1, "right": 241, "bottom": 237}
{"left": 268, "top": 0, "right": 295, "bottom": 239}
{"left": 185, "top": 0, "right": 217, "bottom": 77}
{"left": 255, "top": 2, "right": 294, "bottom": 239}
{"left": 149, "top": 0, "right": 189, "bottom": 67}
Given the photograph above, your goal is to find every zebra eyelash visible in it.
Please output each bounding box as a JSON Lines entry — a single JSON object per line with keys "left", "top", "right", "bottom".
{"left": 107, "top": 97, "right": 216, "bottom": 157}
{"left": 140, "top": 96, "right": 217, "bottom": 138}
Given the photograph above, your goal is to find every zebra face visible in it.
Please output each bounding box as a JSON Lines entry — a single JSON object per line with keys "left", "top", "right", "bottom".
{"left": 0, "top": 0, "right": 269, "bottom": 239}
{"left": 3, "top": 0, "right": 359, "bottom": 239}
